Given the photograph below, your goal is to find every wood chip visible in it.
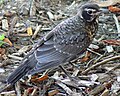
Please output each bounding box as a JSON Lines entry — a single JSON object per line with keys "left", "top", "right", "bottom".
{"left": 2, "top": 19, "right": 9, "bottom": 30}
{"left": 48, "top": 89, "right": 59, "bottom": 96}
{"left": 100, "top": 89, "right": 109, "bottom": 96}
{"left": 89, "top": 84, "right": 105, "bottom": 95}
{"left": 0, "top": 68, "right": 5, "bottom": 73}
{"left": 47, "top": 11, "right": 54, "bottom": 20}
{"left": 18, "top": 46, "right": 31, "bottom": 54}
{"left": 27, "top": 27, "right": 33, "bottom": 36}
{"left": 106, "top": 45, "right": 114, "bottom": 53}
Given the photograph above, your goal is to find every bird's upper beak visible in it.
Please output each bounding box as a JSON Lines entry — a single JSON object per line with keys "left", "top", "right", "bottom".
{"left": 94, "top": 8, "right": 105, "bottom": 16}
{"left": 96, "top": 8, "right": 107, "bottom": 15}
{"left": 97, "top": 8, "right": 105, "bottom": 15}
{"left": 95, "top": 11, "right": 101, "bottom": 16}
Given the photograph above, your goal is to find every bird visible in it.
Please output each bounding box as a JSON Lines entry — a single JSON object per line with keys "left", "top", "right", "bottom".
{"left": 6, "top": 3, "right": 101, "bottom": 85}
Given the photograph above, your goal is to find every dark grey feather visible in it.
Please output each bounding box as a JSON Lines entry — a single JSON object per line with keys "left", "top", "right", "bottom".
{"left": 6, "top": 3, "right": 100, "bottom": 85}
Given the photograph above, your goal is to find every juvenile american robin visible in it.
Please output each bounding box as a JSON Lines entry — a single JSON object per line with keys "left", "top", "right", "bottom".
{"left": 7, "top": 3, "right": 101, "bottom": 85}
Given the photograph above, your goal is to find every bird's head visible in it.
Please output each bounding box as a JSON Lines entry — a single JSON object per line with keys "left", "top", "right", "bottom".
{"left": 78, "top": 3, "right": 101, "bottom": 22}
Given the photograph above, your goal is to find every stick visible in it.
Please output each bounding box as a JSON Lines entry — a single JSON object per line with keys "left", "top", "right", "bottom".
{"left": 82, "top": 55, "right": 120, "bottom": 74}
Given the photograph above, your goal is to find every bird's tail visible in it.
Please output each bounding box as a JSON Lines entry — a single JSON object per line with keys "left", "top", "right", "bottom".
{"left": 6, "top": 54, "right": 37, "bottom": 85}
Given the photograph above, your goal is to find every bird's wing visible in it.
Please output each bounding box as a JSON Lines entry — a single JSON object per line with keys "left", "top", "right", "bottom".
{"left": 29, "top": 32, "right": 74, "bottom": 74}
{"left": 7, "top": 17, "right": 82, "bottom": 84}
{"left": 54, "top": 29, "right": 90, "bottom": 55}
{"left": 29, "top": 16, "right": 91, "bottom": 74}
{"left": 53, "top": 16, "right": 91, "bottom": 56}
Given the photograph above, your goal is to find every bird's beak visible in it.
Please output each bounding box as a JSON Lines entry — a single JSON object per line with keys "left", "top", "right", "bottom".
{"left": 99, "top": 8, "right": 110, "bottom": 13}
{"left": 95, "top": 11, "right": 101, "bottom": 16}
{"left": 94, "top": 8, "right": 104, "bottom": 16}
{"left": 98, "top": 8, "right": 109, "bottom": 14}
{"left": 96, "top": 8, "right": 106, "bottom": 15}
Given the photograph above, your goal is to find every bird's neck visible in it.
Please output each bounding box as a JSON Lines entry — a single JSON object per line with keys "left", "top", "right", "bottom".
{"left": 85, "top": 19, "right": 98, "bottom": 40}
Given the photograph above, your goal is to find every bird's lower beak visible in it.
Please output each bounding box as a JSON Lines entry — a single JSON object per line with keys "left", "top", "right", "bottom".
{"left": 95, "top": 8, "right": 107, "bottom": 16}
{"left": 95, "top": 11, "right": 101, "bottom": 16}
{"left": 98, "top": 8, "right": 108, "bottom": 14}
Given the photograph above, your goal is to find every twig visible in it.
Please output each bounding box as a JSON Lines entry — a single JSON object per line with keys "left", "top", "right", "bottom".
{"left": 8, "top": 16, "right": 18, "bottom": 37}
{"left": 8, "top": 54, "right": 23, "bottom": 60}
{"left": 82, "top": 55, "right": 120, "bottom": 74}
{"left": 113, "top": 14, "right": 120, "bottom": 37}
{"left": 29, "top": 0, "right": 36, "bottom": 16}
{"left": 23, "top": 90, "right": 28, "bottom": 96}
{"left": 15, "top": 82, "right": 21, "bottom": 96}
{"left": 16, "top": 33, "right": 30, "bottom": 37}
{"left": 93, "top": 55, "right": 104, "bottom": 63}
{"left": 86, "top": 58, "right": 95, "bottom": 68}
{"left": 72, "top": 69, "right": 79, "bottom": 77}
{"left": 105, "top": 63, "right": 120, "bottom": 74}
{"left": 32, "top": 25, "right": 42, "bottom": 39}
{"left": 53, "top": 80, "right": 83, "bottom": 95}
{"left": 0, "top": 59, "right": 12, "bottom": 67}
{"left": 0, "top": 84, "right": 12, "bottom": 93}
{"left": 87, "top": 48, "right": 102, "bottom": 56}
{"left": 62, "top": 78, "right": 99, "bottom": 88}
{"left": 56, "top": 81, "right": 73, "bottom": 95}
{"left": 31, "top": 88, "right": 37, "bottom": 96}
{"left": 89, "top": 84, "right": 105, "bottom": 95}
{"left": 0, "top": 91, "right": 15, "bottom": 95}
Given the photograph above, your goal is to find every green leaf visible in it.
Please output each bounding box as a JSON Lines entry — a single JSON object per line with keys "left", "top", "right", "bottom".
{"left": 0, "top": 34, "right": 5, "bottom": 41}
{"left": 0, "top": 0, "right": 4, "bottom": 5}
{"left": 0, "top": 41, "right": 4, "bottom": 46}
{"left": 0, "top": 34, "right": 5, "bottom": 46}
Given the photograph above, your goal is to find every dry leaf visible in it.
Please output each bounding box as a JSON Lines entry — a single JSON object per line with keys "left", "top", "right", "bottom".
{"left": 108, "top": 6, "right": 120, "bottom": 12}
{"left": 80, "top": 51, "right": 91, "bottom": 62}
{"left": 4, "top": 11, "right": 15, "bottom": 17}
{"left": 0, "top": 48, "right": 5, "bottom": 55}
{"left": 27, "top": 27, "right": 33, "bottom": 36}
{"left": 102, "top": 39, "right": 120, "bottom": 46}
{"left": 104, "top": 82, "right": 112, "bottom": 89}
{"left": 36, "top": 74, "right": 49, "bottom": 81}
{"left": 0, "top": 48, "right": 6, "bottom": 59}
{"left": 3, "top": 38, "right": 13, "bottom": 46}
{"left": 27, "top": 88, "right": 34, "bottom": 94}
{"left": 31, "top": 74, "right": 49, "bottom": 83}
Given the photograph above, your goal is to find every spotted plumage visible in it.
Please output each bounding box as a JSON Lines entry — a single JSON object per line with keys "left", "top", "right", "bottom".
{"left": 7, "top": 3, "right": 100, "bottom": 85}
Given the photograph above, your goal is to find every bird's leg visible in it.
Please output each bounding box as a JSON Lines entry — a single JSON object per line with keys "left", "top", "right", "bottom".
{"left": 59, "top": 65, "right": 71, "bottom": 79}
{"left": 59, "top": 65, "right": 78, "bottom": 82}
{"left": 59, "top": 65, "right": 85, "bottom": 94}
{"left": 69, "top": 61, "right": 80, "bottom": 70}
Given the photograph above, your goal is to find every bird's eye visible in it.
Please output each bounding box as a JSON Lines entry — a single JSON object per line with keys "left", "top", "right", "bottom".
{"left": 87, "top": 10, "right": 92, "bottom": 14}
